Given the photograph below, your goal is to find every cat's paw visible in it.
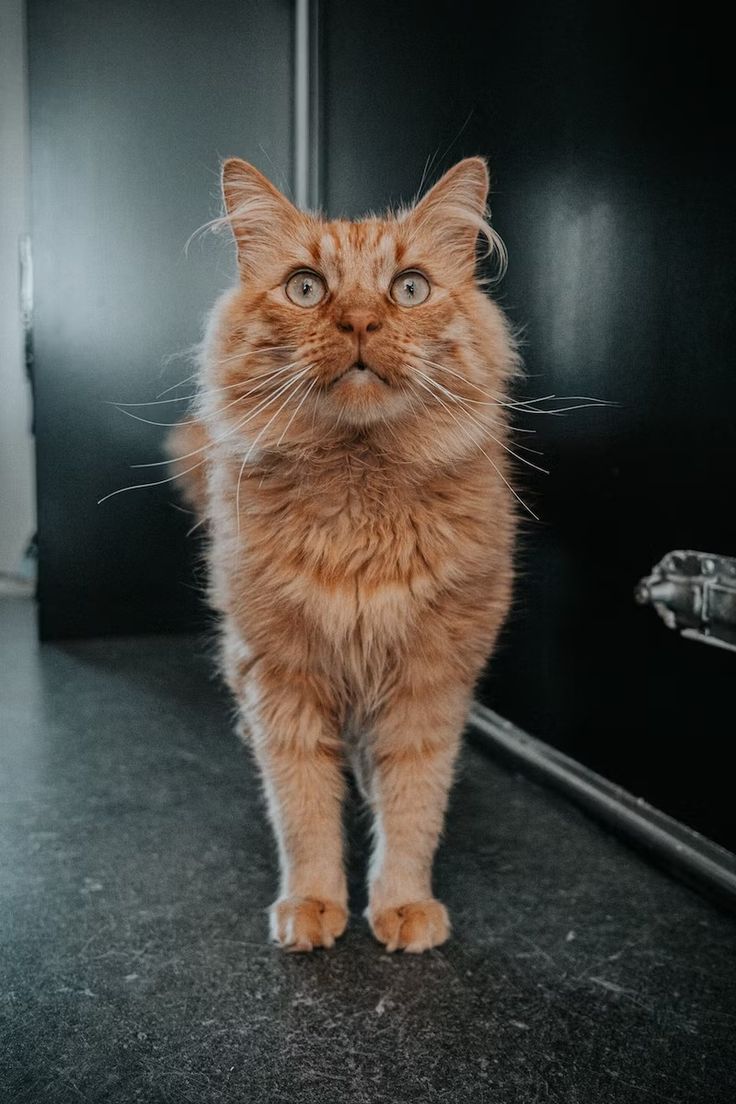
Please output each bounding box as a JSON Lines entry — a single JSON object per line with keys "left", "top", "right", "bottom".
{"left": 270, "top": 896, "right": 348, "bottom": 952}
{"left": 368, "top": 899, "right": 451, "bottom": 953}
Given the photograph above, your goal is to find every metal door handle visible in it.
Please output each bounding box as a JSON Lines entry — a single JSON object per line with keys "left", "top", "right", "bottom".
{"left": 635, "top": 550, "right": 736, "bottom": 654}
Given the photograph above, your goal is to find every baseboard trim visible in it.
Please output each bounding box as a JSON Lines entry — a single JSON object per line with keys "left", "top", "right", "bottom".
{"left": 468, "top": 703, "right": 736, "bottom": 912}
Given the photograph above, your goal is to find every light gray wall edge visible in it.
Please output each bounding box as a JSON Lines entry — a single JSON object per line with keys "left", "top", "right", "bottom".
{"left": 293, "top": 0, "right": 320, "bottom": 210}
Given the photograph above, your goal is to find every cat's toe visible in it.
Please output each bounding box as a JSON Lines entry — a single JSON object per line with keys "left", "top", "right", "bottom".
{"left": 270, "top": 896, "right": 348, "bottom": 952}
{"left": 368, "top": 899, "right": 451, "bottom": 953}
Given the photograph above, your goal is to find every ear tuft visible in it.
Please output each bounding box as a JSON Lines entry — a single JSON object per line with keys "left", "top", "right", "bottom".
{"left": 221, "top": 158, "right": 298, "bottom": 276}
{"left": 407, "top": 157, "right": 499, "bottom": 278}
{"left": 222, "top": 158, "right": 285, "bottom": 217}
{"left": 426, "top": 157, "right": 489, "bottom": 216}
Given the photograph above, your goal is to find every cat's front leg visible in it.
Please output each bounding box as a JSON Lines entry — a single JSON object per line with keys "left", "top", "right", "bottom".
{"left": 364, "top": 677, "right": 470, "bottom": 953}
{"left": 237, "top": 658, "right": 348, "bottom": 951}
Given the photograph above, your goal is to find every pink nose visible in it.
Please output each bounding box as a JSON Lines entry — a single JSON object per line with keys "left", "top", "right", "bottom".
{"left": 336, "top": 310, "right": 382, "bottom": 336}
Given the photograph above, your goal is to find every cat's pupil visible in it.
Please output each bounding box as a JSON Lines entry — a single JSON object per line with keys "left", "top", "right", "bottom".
{"left": 302, "top": 280, "right": 312, "bottom": 296}
{"left": 405, "top": 280, "right": 415, "bottom": 297}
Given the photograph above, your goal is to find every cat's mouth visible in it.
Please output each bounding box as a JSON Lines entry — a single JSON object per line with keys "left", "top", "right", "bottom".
{"left": 331, "top": 360, "right": 390, "bottom": 387}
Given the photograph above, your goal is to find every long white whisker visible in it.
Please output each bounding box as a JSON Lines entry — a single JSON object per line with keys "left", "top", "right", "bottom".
{"left": 198, "top": 360, "right": 304, "bottom": 414}
{"left": 107, "top": 393, "right": 204, "bottom": 408}
{"left": 114, "top": 408, "right": 200, "bottom": 429}
{"left": 418, "top": 356, "right": 613, "bottom": 413}
{"left": 276, "top": 377, "right": 317, "bottom": 446}
{"left": 186, "top": 515, "right": 207, "bottom": 538}
{"left": 512, "top": 400, "right": 615, "bottom": 414}
{"left": 235, "top": 373, "right": 310, "bottom": 534}
{"left": 216, "top": 343, "right": 296, "bottom": 367}
{"left": 132, "top": 366, "right": 311, "bottom": 468}
{"left": 413, "top": 368, "right": 545, "bottom": 455}
{"left": 411, "top": 377, "right": 539, "bottom": 521}
{"left": 418, "top": 356, "right": 511, "bottom": 401}
{"left": 418, "top": 356, "right": 547, "bottom": 414}
{"left": 419, "top": 357, "right": 568, "bottom": 412}
{"left": 414, "top": 359, "right": 538, "bottom": 436}
{"left": 109, "top": 359, "right": 301, "bottom": 408}
{"left": 97, "top": 459, "right": 206, "bottom": 506}
{"left": 156, "top": 372, "right": 199, "bottom": 398}
{"left": 420, "top": 357, "right": 521, "bottom": 402}
{"left": 413, "top": 369, "right": 550, "bottom": 475}
{"left": 129, "top": 345, "right": 296, "bottom": 408}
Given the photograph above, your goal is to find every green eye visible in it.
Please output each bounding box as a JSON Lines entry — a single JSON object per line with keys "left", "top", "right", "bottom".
{"left": 390, "top": 270, "right": 431, "bottom": 307}
{"left": 285, "top": 270, "right": 327, "bottom": 307}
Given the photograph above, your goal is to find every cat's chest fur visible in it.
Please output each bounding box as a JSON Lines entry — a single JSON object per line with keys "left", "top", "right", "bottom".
{"left": 235, "top": 449, "right": 483, "bottom": 645}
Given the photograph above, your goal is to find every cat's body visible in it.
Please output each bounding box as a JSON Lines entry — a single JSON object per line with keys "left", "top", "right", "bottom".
{"left": 171, "top": 158, "right": 518, "bottom": 952}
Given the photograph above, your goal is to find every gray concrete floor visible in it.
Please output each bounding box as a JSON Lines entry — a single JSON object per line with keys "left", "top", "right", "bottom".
{"left": 1, "top": 596, "right": 735, "bottom": 1103}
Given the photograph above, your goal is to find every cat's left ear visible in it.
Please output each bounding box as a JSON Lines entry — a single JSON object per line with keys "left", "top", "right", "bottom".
{"left": 221, "top": 158, "right": 300, "bottom": 277}
{"left": 406, "top": 157, "right": 490, "bottom": 276}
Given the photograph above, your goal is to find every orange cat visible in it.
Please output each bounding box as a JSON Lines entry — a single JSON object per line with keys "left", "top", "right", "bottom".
{"left": 169, "top": 157, "right": 519, "bottom": 952}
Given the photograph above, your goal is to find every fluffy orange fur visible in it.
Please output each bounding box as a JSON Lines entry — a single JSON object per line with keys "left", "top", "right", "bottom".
{"left": 169, "top": 157, "right": 518, "bottom": 952}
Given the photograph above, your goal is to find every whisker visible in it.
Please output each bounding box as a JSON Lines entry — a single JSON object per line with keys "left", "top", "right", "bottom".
{"left": 512, "top": 400, "right": 616, "bottom": 415}
{"left": 417, "top": 356, "right": 613, "bottom": 414}
{"left": 111, "top": 360, "right": 303, "bottom": 427}
{"left": 109, "top": 358, "right": 301, "bottom": 408}
{"left": 216, "top": 343, "right": 296, "bottom": 367}
{"left": 114, "top": 408, "right": 200, "bottom": 429}
{"left": 412, "top": 368, "right": 545, "bottom": 454}
{"left": 108, "top": 364, "right": 301, "bottom": 430}
{"left": 418, "top": 356, "right": 543, "bottom": 409}
{"left": 410, "top": 378, "right": 539, "bottom": 521}
{"left": 156, "top": 372, "right": 199, "bottom": 398}
{"left": 276, "top": 377, "right": 317, "bottom": 446}
{"left": 186, "top": 515, "right": 207, "bottom": 538}
{"left": 414, "top": 360, "right": 537, "bottom": 435}
{"left": 413, "top": 369, "right": 550, "bottom": 475}
{"left": 416, "top": 148, "right": 439, "bottom": 199}
{"left": 420, "top": 356, "right": 556, "bottom": 409}
{"left": 133, "top": 366, "right": 311, "bottom": 468}
{"left": 236, "top": 372, "right": 311, "bottom": 533}
{"left": 191, "top": 360, "right": 304, "bottom": 421}
{"left": 107, "top": 394, "right": 203, "bottom": 408}
{"left": 97, "top": 459, "right": 206, "bottom": 505}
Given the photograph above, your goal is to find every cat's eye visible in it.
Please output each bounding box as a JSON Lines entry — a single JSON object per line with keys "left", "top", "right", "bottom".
{"left": 285, "top": 270, "right": 326, "bottom": 308}
{"left": 390, "top": 270, "right": 431, "bottom": 307}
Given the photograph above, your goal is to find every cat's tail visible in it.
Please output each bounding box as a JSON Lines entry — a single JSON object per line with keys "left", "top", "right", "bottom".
{"left": 165, "top": 418, "right": 210, "bottom": 521}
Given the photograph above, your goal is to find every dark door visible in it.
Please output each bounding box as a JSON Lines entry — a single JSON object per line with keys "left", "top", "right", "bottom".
{"left": 322, "top": 0, "right": 736, "bottom": 851}
{"left": 28, "top": 0, "right": 293, "bottom": 639}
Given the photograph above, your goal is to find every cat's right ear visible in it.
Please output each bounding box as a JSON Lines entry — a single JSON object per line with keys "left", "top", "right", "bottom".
{"left": 221, "top": 159, "right": 298, "bottom": 276}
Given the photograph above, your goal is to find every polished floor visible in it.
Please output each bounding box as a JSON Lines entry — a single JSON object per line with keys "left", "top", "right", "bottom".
{"left": 1, "top": 596, "right": 735, "bottom": 1103}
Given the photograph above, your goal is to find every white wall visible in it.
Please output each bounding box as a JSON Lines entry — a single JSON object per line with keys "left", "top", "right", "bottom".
{"left": 0, "top": 0, "right": 35, "bottom": 577}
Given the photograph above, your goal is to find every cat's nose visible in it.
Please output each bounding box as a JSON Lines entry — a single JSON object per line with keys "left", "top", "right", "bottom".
{"left": 336, "top": 310, "right": 382, "bottom": 336}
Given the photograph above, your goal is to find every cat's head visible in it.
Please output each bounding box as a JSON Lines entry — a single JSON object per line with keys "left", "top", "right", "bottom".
{"left": 202, "top": 157, "right": 516, "bottom": 456}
